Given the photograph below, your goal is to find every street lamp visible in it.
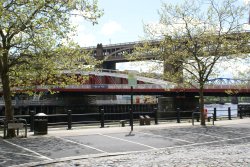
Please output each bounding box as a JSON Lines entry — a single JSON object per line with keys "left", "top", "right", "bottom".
{"left": 128, "top": 71, "right": 137, "bottom": 132}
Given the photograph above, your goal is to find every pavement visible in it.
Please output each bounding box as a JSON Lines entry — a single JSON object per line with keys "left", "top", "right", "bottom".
{"left": 0, "top": 118, "right": 250, "bottom": 167}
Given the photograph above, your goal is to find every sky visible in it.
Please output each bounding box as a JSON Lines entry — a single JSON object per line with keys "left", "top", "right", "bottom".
{"left": 71, "top": 0, "right": 250, "bottom": 77}
{"left": 70, "top": 0, "right": 168, "bottom": 73}
{"left": 72, "top": 0, "right": 164, "bottom": 47}
{"left": 72, "top": 0, "right": 250, "bottom": 47}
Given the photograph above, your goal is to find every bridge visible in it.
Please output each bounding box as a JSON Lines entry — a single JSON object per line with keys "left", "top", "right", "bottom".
{"left": 78, "top": 39, "right": 250, "bottom": 96}
{"left": 27, "top": 69, "right": 250, "bottom": 96}
{"left": 86, "top": 41, "right": 159, "bottom": 70}
{"left": 2, "top": 39, "right": 250, "bottom": 113}
{"left": 1, "top": 69, "right": 249, "bottom": 116}
{"left": 84, "top": 33, "right": 250, "bottom": 73}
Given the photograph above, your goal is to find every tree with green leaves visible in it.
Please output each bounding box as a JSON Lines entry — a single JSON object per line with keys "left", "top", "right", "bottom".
{"left": 0, "top": 0, "right": 103, "bottom": 137}
{"left": 131, "top": 0, "right": 250, "bottom": 125}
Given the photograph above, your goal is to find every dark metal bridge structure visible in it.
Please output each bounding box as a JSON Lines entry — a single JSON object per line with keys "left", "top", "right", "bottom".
{"left": 86, "top": 41, "right": 159, "bottom": 70}
{"left": 84, "top": 34, "right": 250, "bottom": 73}
{"left": 1, "top": 40, "right": 250, "bottom": 115}
{"left": 77, "top": 40, "right": 250, "bottom": 96}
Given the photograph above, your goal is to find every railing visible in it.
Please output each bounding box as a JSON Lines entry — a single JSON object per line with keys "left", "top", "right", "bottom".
{"left": 84, "top": 39, "right": 161, "bottom": 49}
{"left": 96, "top": 100, "right": 136, "bottom": 105}
{"left": 0, "top": 100, "right": 16, "bottom": 106}
{"left": 1, "top": 106, "right": 247, "bottom": 134}
{"left": 86, "top": 69, "right": 250, "bottom": 89}
{"left": 176, "top": 84, "right": 250, "bottom": 90}
{"left": 33, "top": 84, "right": 171, "bottom": 90}
{"left": 204, "top": 85, "right": 250, "bottom": 89}
{"left": 5, "top": 69, "right": 250, "bottom": 93}
{"left": 0, "top": 99, "right": 64, "bottom": 106}
{"left": 0, "top": 108, "right": 158, "bottom": 131}
{"left": 45, "top": 83, "right": 250, "bottom": 90}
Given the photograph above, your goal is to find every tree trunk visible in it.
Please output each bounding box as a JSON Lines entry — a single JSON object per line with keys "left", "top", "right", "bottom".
{"left": 1, "top": 71, "right": 15, "bottom": 137}
{"left": 199, "top": 86, "right": 206, "bottom": 126}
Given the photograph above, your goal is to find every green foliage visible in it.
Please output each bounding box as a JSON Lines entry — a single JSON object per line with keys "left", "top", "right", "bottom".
{"left": 0, "top": 0, "right": 103, "bottom": 91}
{"left": 128, "top": 0, "right": 250, "bottom": 125}
{"left": 0, "top": 0, "right": 103, "bottom": 134}
{"left": 9, "top": 43, "right": 99, "bottom": 93}
{"left": 128, "top": 0, "right": 250, "bottom": 85}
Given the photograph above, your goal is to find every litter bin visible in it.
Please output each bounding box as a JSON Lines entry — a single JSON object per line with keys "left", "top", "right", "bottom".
{"left": 34, "top": 113, "right": 48, "bottom": 135}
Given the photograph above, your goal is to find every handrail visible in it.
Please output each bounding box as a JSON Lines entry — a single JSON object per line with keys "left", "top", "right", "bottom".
{"left": 0, "top": 106, "right": 246, "bottom": 132}
{"left": 34, "top": 84, "right": 173, "bottom": 90}
{"left": 4, "top": 68, "right": 250, "bottom": 92}
{"left": 69, "top": 69, "right": 250, "bottom": 88}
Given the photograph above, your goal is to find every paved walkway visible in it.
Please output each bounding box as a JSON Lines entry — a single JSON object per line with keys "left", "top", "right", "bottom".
{"left": 1, "top": 118, "right": 250, "bottom": 167}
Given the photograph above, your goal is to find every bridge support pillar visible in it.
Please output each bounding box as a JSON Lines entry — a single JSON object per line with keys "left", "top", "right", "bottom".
{"left": 96, "top": 43, "right": 104, "bottom": 60}
{"left": 95, "top": 43, "right": 116, "bottom": 70}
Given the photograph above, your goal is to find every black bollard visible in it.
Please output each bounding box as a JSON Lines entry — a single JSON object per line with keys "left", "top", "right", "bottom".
{"left": 176, "top": 108, "right": 180, "bottom": 123}
{"left": 213, "top": 108, "right": 217, "bottom": 121}
{"left": 196, "top": 107, "right": 200, "bottom": 122}
{"left": 239, "top": 107, "right": 243, "bottom": 119}
{"left": 228, "top": 107, "right": 232, "bottom": 120}
{"left": 129, "top": 108, "right": 133, "bottom": 131}
{"left": 67, "top": 110, "right": 72, "bottom": 130}
{"left": 154, "top": 107, "right": 158, "bottom": 125}
{"left": 100, "top": 108, "right": 104, "bottom": 128}
{"left": 30, "top": 110, "right": 35, "bottom": 132}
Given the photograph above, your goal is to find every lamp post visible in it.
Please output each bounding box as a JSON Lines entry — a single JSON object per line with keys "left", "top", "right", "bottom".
{"left": 128, "top": 71, "right": 137, "bottom": 132}
{"left": 130, "top": 86, "right": 134, "bottom": 131}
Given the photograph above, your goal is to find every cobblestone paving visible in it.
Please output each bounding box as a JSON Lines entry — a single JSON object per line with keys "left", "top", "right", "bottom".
{"left": 2, "top": 119, "right": 250, "bottom": 167}
{"left": 42, "top": 141, "right": 250, "bottom": 167}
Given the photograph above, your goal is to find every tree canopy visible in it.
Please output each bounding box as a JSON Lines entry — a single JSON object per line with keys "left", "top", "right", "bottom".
{"left": 129, "top": 0, "right": 250, "bottom": 125}
{"left": 0, "top": 0, "right": 103, "bottom": 137}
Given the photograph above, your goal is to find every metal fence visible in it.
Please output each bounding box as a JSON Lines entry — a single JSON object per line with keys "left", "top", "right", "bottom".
{"left": 0, "top": 106, "right": 248, "bottom": 134}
